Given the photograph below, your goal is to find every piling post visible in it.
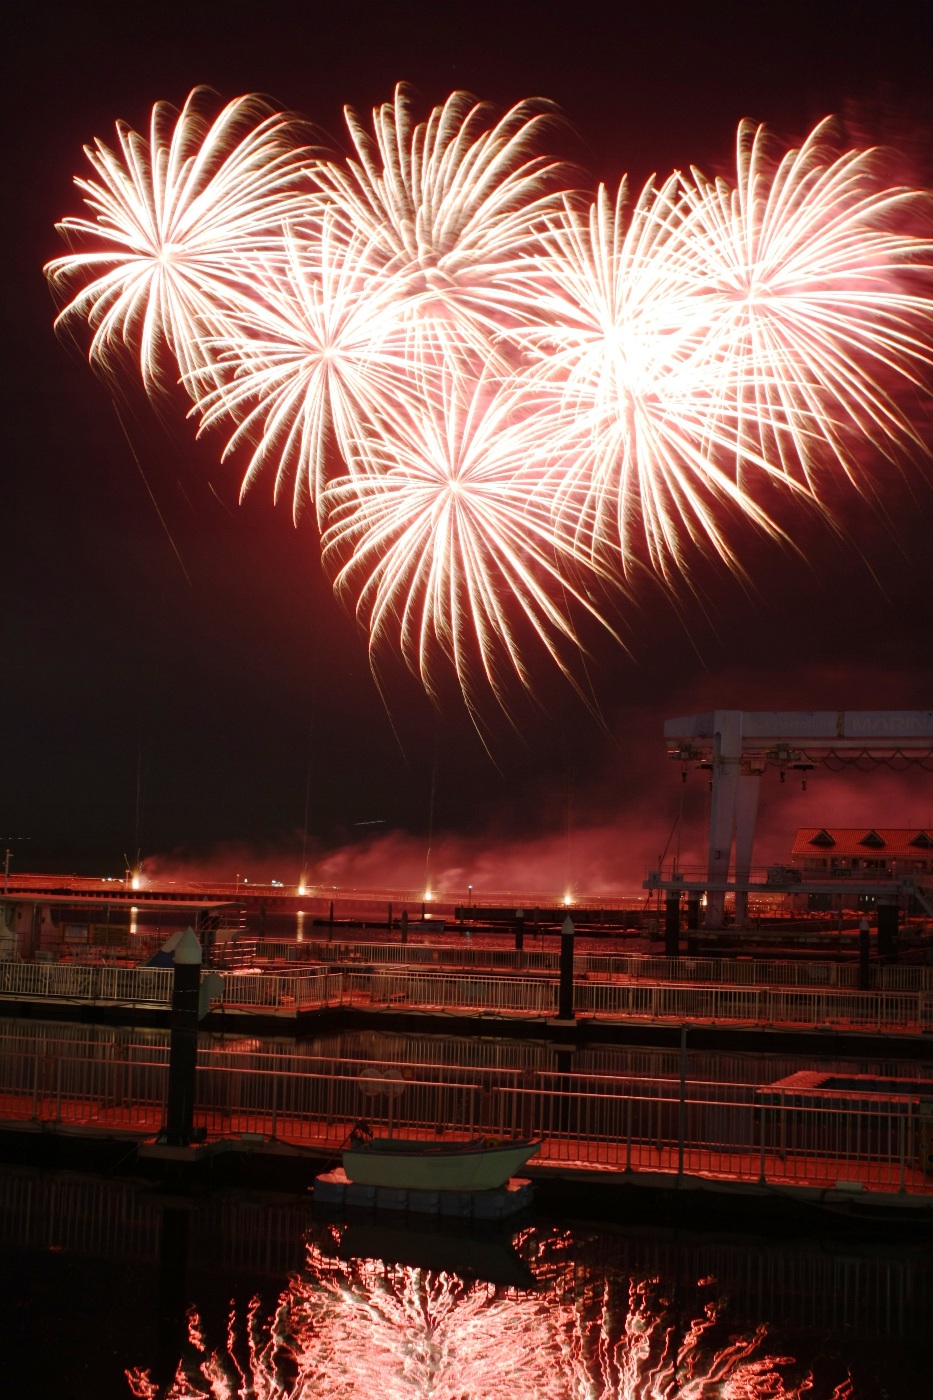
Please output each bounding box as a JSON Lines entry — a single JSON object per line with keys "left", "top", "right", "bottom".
{"left": 558, "top": 915, "right": 575, "bottom": 1021}
{"left": 677, "top": 1024, "right": 687, "bottom": 1181}
{"left": 664, "top": 892, "right": 681, "bottom": 958}
{"left": 160, "top": 928, "right": 202, "bottom": 1147}
{"left": 686, "top": 895, "right": 700, "bottom": 931}
{"left": 513, "top": 907, "right": 525, "bottom": 959}
{"left": 400, "top": 909, "right": 409, "bottom": 944}
{"left": 859, "top": 918, "right": 871, "bottom": 990}
{"left": 878, "top": 902, "right": 898, "bottom": 962}
{"left": 387, "top": 902, "right": 393, "bottom": 933}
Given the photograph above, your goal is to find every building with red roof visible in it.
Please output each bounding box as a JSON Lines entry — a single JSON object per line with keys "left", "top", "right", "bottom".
{"left": 792, "top": 828, "right": 933, "bottom": 881}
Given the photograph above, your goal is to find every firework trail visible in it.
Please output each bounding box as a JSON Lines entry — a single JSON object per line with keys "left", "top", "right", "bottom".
{"left": 48, "top": 88, "right": 933, "bottom": 706}
{"left": 124, "top": 1233, "right": 855, "bottom": 1399}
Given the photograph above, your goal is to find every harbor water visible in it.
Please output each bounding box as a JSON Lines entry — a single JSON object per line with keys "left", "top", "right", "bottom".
{"left": 0, "top": 1164, "right": 930, "bottom": 1398}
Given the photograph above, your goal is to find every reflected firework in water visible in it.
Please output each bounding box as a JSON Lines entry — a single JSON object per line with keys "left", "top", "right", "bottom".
{"left": 125, "top": 1229, "right": 854, "bottom": 1399}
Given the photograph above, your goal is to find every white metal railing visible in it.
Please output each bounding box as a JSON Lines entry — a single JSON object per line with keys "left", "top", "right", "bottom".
{"left": 216, "top": 970, "right": 343, "bottom": 1012}
{"left": 0, "top": 962, "right": 343, "bottom": 1014}
{"left": 0, "top": 959, "right": 930, "bottom": 1032}
{"left": 0, "top": 961, "right": 173, "bottom": 1005}
{"left": 342, "top": 969, "right": 559, "bottom": 1016}
{"left": 575, "top": 980, "right": 933, "bottom": 1032}
{"left": 0, "top": 1042, "right": 930, "bottom": 1199}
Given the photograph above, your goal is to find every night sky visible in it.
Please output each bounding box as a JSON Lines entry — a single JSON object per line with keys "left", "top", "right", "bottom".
{"left": 4, "top": 0, "right": 933, "bottom": 890}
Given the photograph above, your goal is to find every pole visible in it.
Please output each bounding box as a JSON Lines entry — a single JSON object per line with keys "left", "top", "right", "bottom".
{"left": 400, "top": 909, "right": 409, "bottom": 945}
{"left": 160, "top": 928, "right": 202, "bottom": 1147}
{"left": 558, "top": 915, "right": 575, "bottom": 1021}
{"left": 3, "top": 849, "right": 10, "bottom": 894}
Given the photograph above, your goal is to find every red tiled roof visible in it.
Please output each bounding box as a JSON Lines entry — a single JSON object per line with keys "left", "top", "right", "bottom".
{"left": 792, "top": 828, "right": 933, "bottom": 859}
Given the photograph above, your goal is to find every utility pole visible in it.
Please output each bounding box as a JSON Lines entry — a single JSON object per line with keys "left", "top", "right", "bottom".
{"left": 3, "top": 849, "right": 10, "bottom": 894}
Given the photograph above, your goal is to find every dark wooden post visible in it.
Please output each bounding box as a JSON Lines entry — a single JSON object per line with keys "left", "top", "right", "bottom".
{"left": 400, "top": 909, "right": 409, "bottom": 944}
{"left": 665, "top": 892, "right": 681, "bottom": 958}
{"left": 161, "top": 928, "right": 202, "bottom": 1146}
{"left": 859, "top": 917, "right": 871, "bottom": 990}
{"left": 558, "top": 915, "right": 575, "bottom": 1021}
{"left": 877, "top": 902, "right": 898, "bottom": 962}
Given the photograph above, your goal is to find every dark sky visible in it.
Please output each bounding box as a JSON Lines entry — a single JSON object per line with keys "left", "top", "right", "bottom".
{"left": 3, "top": 0, "right": 933, "bottom": 885}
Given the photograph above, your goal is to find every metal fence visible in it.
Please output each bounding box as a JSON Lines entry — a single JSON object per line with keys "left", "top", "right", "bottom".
{"left": 0, "top": 1040, "right": 929, "bottom": 1200}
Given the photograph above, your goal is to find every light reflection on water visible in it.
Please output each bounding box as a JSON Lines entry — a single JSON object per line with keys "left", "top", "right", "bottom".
{"left": 127, "top": 1226, "right": 855, "bottom": 1400}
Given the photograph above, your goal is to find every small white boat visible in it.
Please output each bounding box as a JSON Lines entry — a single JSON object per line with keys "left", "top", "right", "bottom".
{"left": 342, "top": 1127, "right": 540, "bottom": 1191}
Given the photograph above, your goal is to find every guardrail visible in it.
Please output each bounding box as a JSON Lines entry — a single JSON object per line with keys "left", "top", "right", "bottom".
{"left": 0, "top": 963, "right": 344, "bottom": 1014}
{"left": 0, "top": 961, "right": 174, "bottom": 1006}
{"left": 0, "top": 960, "right": 930, "bottom": 1032}
{"left": 246, "top": 939, "right": 933, "bottom": 992}
{"left": 214, "top": 970, "right": 344, "bottom": 1013}
{"left": 0, "top": 1044, "right": 929, "bottom": 1200}
{"left": 576, "top": 980, "right": 933, "bottom": 1033}
{"left": 342, "top": 969, "right": 559, "bottom": 1016}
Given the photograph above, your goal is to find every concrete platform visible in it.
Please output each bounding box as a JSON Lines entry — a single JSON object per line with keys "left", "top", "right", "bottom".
{"left": 313, "top": 1166, "right": 533, "bottom": 1218}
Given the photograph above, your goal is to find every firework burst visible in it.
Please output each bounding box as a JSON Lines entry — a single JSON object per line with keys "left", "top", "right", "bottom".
{"left": 674, "top": 117, "right": 933, "bottom": 490}
{"left": 311, "top": 84, "right": 573, "bottom": 360}
{"left": 48, "top": 90, "right": 933, "bottom": 708}
{"left": 46, "top": 87, "right": 315, "bottom": 393}
{"left": 191, "top": 214, "right": 416, "bottom": 517}
{"left": 511, "top": 178, "right": 798, "bottom": 577}
{"left": 320, "top": 356, "right": 620, "bottom": 706}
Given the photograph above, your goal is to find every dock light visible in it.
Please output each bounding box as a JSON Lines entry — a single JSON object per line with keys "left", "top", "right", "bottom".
{"left": 424, "top": 889, "right": 433, "bottom": 902}
{"left": 297, "top": 883, "right": 307, "bottom": 897}
{"left": 563, "top": 893, "right": 573, "bottom": 906}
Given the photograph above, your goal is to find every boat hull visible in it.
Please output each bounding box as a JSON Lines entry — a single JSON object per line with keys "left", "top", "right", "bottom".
{"left": 342, "top": 1138, "right": 540, "bottom": 1190}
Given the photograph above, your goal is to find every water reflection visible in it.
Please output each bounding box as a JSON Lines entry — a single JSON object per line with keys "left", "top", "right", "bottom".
{"left": 127, "top": 1225, "right": 855, "bottom": 1399}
